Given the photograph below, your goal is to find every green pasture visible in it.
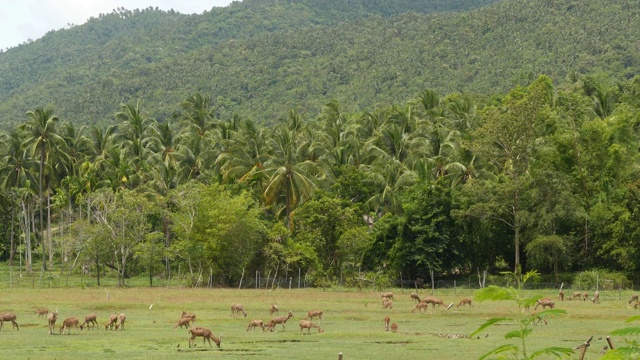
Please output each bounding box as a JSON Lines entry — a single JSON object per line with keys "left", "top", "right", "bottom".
{"left": 0, "top": 286, "right": 638, "bottom": 359}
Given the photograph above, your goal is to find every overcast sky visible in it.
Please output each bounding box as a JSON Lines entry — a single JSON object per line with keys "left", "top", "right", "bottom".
{"left": 0, "top": 0, "right": 234, "bottom": 51}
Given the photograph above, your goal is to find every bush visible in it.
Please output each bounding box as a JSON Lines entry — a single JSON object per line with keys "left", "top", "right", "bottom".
{"left": 572, "top": 270, "right": 632, "bottom": 290}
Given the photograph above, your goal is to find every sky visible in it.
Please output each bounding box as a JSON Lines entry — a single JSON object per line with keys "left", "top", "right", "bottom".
{"left": 0, "top": 0, "right": 234, "bottom": 51}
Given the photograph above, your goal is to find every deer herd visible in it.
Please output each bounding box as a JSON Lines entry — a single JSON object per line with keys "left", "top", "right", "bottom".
{"left": 1, "top": 288, "right": 637, "bottom": 350}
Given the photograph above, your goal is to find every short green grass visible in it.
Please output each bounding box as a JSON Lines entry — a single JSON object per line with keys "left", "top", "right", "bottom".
{"left": 0, "top": 286, "right": 637, "bottom": 359}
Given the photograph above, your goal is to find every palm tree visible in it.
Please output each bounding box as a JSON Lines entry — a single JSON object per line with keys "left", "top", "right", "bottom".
{"left": 22, "top": 108, "right": 63, "bottom": 271}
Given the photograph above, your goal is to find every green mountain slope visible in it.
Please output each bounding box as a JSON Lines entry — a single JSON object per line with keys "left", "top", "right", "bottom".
{"left": 0, "top": 0, "right": 637, "bottom": 128}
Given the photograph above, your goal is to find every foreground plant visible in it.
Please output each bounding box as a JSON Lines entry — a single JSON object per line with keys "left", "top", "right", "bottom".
{"left": 471, "top": 271, "right": 573, "bottom": 359}
{"left": 601, "top": 315, "right": 640, "bottom": 359}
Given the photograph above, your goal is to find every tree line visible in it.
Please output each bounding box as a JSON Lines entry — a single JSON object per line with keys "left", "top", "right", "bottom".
{"left": 2, "top": 74, "right": 640, "bottom": 286}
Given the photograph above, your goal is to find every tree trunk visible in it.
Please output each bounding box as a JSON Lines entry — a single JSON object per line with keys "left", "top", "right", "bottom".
{"left": 9, "top": 207, "right": 15, "bottom": 266}
{"left": 47, "top": 193, "right": 53, "bottom": 269}
{"left": 39, "top": 146, "right": 46, "bottom": 271}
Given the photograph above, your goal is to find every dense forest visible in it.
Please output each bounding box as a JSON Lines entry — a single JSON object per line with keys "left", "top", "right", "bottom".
{"left": 1, "top": 0, "right": 640, "bottom": 287}
{"left": 1, "top": 0, "right": 639, "bottom": 128}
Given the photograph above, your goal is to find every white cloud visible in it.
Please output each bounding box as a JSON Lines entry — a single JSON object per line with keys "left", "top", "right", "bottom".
{"left": 0, "top": 0, "right": 234, "bottom": 50}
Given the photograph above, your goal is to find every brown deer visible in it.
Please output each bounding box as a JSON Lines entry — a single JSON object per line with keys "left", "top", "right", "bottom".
{"left": 390, "top": 323, "right": 398, "bottom": 333}
{"left": 592, "top": 291, "right": 600, "bottom": 304}
{"left": 181, "top": 311, "right": 196, "bottom": 323}
{"left": 381, "top": 292, "right": 394, "bottom": 301}
{"left": 382, "top": 299, "right": 393, "bottom": 309}
{"left": 630, "top": 294, "right": 639, "bottom": 304}
{"left": 384, "top": 316, "right": 390, "bottom": 331}
{"left": 231, "top": 303, "right": 247, "bottom": 317}
{"left": 422, "top": 296, "right": 445, "bottom": 309}
{"left": 583, "top": 292, "right": 589, "bottom": 301}
{"left": 534, "top": 298, "right": 555, "bottom": 310}
{"left": 457, "top": 298, "right": 473, "bottom": 308}
{"left": 0, "top": 312, "right": 19, "bottom": 331}
{"left": 270, "top": 304, "right": 279, "bottom": 315}
{"left": 246, "top": 319, "right": 265, "bottom": 332}
{"left": 299, "top": 320, "right": 323, "bottom": 334}
{"left": 36, "top": 308, "right": 50, "bottom": 318}
{"left": 188, "top": 327, "right": 222, "bottom": 348}
{"left": 114, "top": 313, "right": 126, "bottom": 331}
{"left": 47, "top": 310, "right": 58, "bottom": 334}
{"left": 305, "top": 310, "right": 323, "bottom": 321}
{"left": 410, "top": 293, "right": 421, "bottom": 303}
{"left": 105, "top": 314, "right": 118, "bottom": 330}
{"left": 80, "top": 314, "right": 98, "bottom": 330}
{"left": 268, "top": 310, "right": 294, "bottom": 332}
{"left": 412, "top": 302, "right": 429, "bottom": 314}
{"left": 532, "top": 312, "right": 547, "bottom": 326}
{"left": 60, "top": 317, "right": 79, "bottom": 335}
{"left": 174, "top": 317, "right": 192, "bottom": 329}
{"left": 570, "top": 292, "right": 583, "bottom": 301}
{"left": 558, "top": 290, "right": 565, "bottom": 301}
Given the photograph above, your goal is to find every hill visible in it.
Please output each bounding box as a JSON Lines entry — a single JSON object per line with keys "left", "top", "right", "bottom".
{"left": 0, "top": 0, "right": 637, "bottom": 128}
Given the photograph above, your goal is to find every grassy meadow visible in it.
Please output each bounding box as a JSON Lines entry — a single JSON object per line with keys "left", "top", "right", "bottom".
{"left": 0, "top": 285, "right": 638, "bottom": 359}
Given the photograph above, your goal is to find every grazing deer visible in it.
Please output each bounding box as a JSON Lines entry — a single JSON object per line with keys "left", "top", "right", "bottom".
{"left": 246, "top": 319, "right": 265, "bottom": 332}
{"left": 384, "top": 316, "right": 390, "bottom": 331}
{"left": 558, "top": 290, "right": 565, "bottom": 301}
{"left": 382, "top": 299, "right": 393, "bottom": 309}
{"left": 270, "top": 304, "right": 279, "bottom": 315}
{"left": 583, "top": 292, "right": 589, "bottom": 301}
{"left": 299, "top": 320, "right": 323, "bottom": 334}
{"left": 36, "top": 308, "right": 50, "bottom": 318}
{"left": 268, "top": 310, "right": 294, "bottom": 332}
{"left": 570, "top": 292, "right": 583, "bottom": 301}
{"left": 592, "top": 291, "right": 600, "bottom": 304}
{"left": 0, "top": 312, "right": 19, "bottom": 331}
{"left": 47, "top": 310, "right": 58, "bottom": 334}
{"left": 305, "top": 310, "right": 323, "bottom": 321}
{"left": 181, "top": 311, "right": 196, "bottom": 323}
{"left": 231, "top": 303, "right": 247, "bottom": 317}
{"left": 115, "top": 313, "right": 126, "bottom": 331}
{"left": 412, "top": 302, "right": 429, "bottom": 314}
{"left": 188, "top": 327, "right": 222, "bottom": 348}
{"left": 422, "top": 296, "right": 445, "bottom": 309}
{"left": 390, "top": 323, "right": 398, "bottom": 333}
{"left": 532, "top": 312, "right": 547, "bottom": 326}
{"left": 60, "top": 317, "right": 79, "bottom": 335}
{"left": 174, "top": 317, "right": 192, "bottom": 329}
{"left": 630, "top": 294, "right": 639, "bottom": 304}
{"left": 534, "top": 298, "right": 555, "bottom": 310}
{"left": 457, "top": 298, "right": 473, "bottom": 308}
{"left": 105, "top": 314, "right": 118, "bottom": 330}
{"left": 410, "top": 293, "right": 421, "bottom": 303}
{"left": 381, "top": 292, "right": 394, "bottom": 301}
{"left": 80, "top": 314, "right": 98, "bottom": 330}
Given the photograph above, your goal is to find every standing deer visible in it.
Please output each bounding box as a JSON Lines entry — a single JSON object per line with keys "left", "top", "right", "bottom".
{"left": 381, "top": 292, "right": 394, "bottom": 301}
{"left": 305, "top": 310, "right": 323, "bottom": 321}
{"left": 188, "top": 327, "right": 222, "bottom": 348}
{"left": 390, "top": 323, "right": 398, "bottom": 333}
{"left": 246, "top": 319, "right": 265, "bottom": 332}
{"left": 105, "top": 314, "right": 118, "bottom": 330}
{"left": 60, "top": 317, "right": 80, "bottom": 335}
{"left": 583, "top": 292, "right": 589, "bottom": 301}
{"left": 268, "top": 310, "right": 294, "bottom": 332}
{"left": 630, "top": 294, "right": 639, "bottom": 304}
{"left": 174, "top": 317, "right": 192, "bottom": 329}
{"left": 382, "top": 299, "right": 393, "bottom": 309}
{"left": 457, "top": 298, "right": 473, "bottom": 308}
{"left": 410, "top": 293, "right": 421, "bottom": 303}
{"left": 36, "top": 308, "right": 50, "bottom": 318}
{"left": 534, "top": 298, "right": 555, "bottom": 310}
{"left": 558, "top": 290, "right": 565, "bottom": 301}
{"left": 115, "top": 313, "right": 126, "bottom": 331}
{"left": 412, "top": 302, "right": 429, "bottom": 314}
{"left": 47, "top": 310, "right": 58, "bottom": 334}
{"left": 422, "top": 296, "right": 445, "bottom": 308}
{"left": 231, "top": 303, "right": 247, "bottom": 317}
{"left": 0, "top": 312, "right": 19, "bottom": 331}
{"left": 570, "top": 292, "right": 583, "bottom": 301}
{"left": 299, "top": 320, "right": 323, "bottom": 334}
{"left": 181, "top": 311, "right": 196, "bottom": 323}
{"left": 592, "top": 291, "right": 600, "bottom": 304}
{"left": 270, "top": 304, "right": 279, "bottom": 315}
{"left": 384, "top": 316, "right": 390, "bottom": 331}
{"left": 80, "top": 314, "right": 98, "bottom": 330}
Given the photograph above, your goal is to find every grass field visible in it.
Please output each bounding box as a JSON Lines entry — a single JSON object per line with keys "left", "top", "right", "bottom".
{"left": 0, "top": 286, "right": 637, "bottom": 359}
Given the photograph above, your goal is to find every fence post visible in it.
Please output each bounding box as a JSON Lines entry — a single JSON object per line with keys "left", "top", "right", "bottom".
{"left": 338, "top": 352, "right": 343, "bottom": 360}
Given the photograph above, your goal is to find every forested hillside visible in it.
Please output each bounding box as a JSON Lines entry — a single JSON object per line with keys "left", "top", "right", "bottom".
{"left": 0, "top": 0, "right": 638, "bottom": 129}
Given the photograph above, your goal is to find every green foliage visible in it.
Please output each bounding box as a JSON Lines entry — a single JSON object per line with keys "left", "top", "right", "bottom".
{"left": 572, "top": 270, "right": 632, "bottom": 290}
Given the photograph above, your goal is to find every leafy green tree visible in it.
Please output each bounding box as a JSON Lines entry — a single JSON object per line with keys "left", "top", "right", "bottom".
{"left": 524, "top": 235, "right": 572, "bottom": 282}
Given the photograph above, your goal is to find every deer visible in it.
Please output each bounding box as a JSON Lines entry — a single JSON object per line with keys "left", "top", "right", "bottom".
{"left": 583, "top": 292, "right": 589, "bottom": 301}
{"left": 410, "top": 293, "right": 421, "bottom": 303}
{"left": 246, "top": 319, "right": 265, "bottom": 332}
{"left": 188, "top": 327, "right": 222, "bottom": 348}
{"left": 422, "top": 296, "right": 445, "bottom": 308}
{"left": 47, "top": 310, "right": 58, "bottom": 334}
{"left": 60, "top": 317, "right": 79, "bottom": 335}
{"left": 381, "top": 292, "right": 394, "bottom": 301}
{"left": 174, "top": 317, "right": 192, "bottom": 329}
{"left": 270, "top": 304, "right": 279, "bottom": 315}
{"left": 534, "top": 298, "right": 555, "bottom": 310}
{"left": 0, "top": 312, "right": 19, "bottom": 331}
{"left": 532, "top": 312, "right": 547, "bottom": 326}
{"left": 390, "top": 323, "right": 398, "bottom": 333}
{"left": 268, "top": 310, "right": 294, "bottom": 332}
{"left": 114, "top": 313, "right": 126, "bottom": 331}
{"left": 382, "top": 299, "right": 393, "bottom": 309}
{"left": 105, "top": 314, "right": 118, "bottom": 330}
{"left": 36, "top": 308, "right": 50, "bottom": 318}
{"left": 181, "top": 311, "right": 196, "bottom": 323}
{"left": 80, "top": 314, "right": 98, "bottom": 330}
{"left": 630, "top": 294, "right": 639, "bottom": 304}
{"left": 457, "top": 298, "right": 473, "bottom": 308}
{"left": 558, "top": 290, "right": 565, "bottom": 301}
{"left": 305, "top": 310, "right": 323, "bottom": 321}
{"left": 592, "top": 290, "right": 600, "bottom": 304}
{"left": 412, "top": 302, "right": 429, "bottom": 314}
{"left": 384, "top": 316, "right": 390, "bottom": 331}
{"left": 570, "top": 292, "right": 583, "bottom": 301}
{"left": 299, "top": 320, "right": 323, "bottom": 334}
{"left": 231, "top": 303, "right": 247, "bottom": 317}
